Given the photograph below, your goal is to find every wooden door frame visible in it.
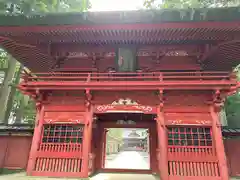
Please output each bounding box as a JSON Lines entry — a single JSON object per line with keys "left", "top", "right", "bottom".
{"left": 95, "top": 117, "right": 157, "bottom": 174}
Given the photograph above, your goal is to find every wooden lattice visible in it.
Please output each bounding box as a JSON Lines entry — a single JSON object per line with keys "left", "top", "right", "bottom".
{"left": 167, "top": 127, "right": 219, "bottom": 177}
{"left": 33, "top": 124, "right": 84, "bottom": 175}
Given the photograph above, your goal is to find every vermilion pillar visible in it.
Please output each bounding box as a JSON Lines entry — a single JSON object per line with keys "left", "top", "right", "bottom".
{"left": 149, "top": 126, "right": 158, "bottom": 174}
{"left": 101, "top": 129, "right": 108, "bottom": 168}
{"left": 210, "top": 105, "right": 229, "bottom": 180}
{"left": 26, "top": 104, "right": 44, "bottom": 175}
{"left": 156, "top": 105, "right": 168, "bottom": 180}
{"left": 81, "top": 105, "right": 93, "bottom": 177}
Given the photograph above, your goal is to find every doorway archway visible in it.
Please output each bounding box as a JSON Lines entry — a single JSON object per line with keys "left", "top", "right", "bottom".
{"left": 92, "top": 112, "right": 158, "bottom": 174}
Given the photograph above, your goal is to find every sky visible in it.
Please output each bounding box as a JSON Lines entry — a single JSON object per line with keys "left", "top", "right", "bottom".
{"left": 90, "top": 0, "right": 145, "bottom": 11}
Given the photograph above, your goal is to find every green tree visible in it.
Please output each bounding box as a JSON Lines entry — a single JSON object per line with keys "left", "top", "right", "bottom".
{"left": 0, "top": 0, "right": 91, "bottom": 14}
{"left": 0, "top": 55, "right": 17, "bottom": 124}
{"left": 225, "top": 69, "right": 240, "bottom": 128}
{"left": 143, "top": 0, "right": 240, "bottom": 9}
{"left": 225, "top": 93, "right": 240, "bottom": 128}
{"left": 143, "top": 1, "right": 240, "bottom": 128}
{"left": 108, "top": 128, "right": 123, "bottom": 140}
{"left": 0, "top": 0, "right": 91, "bottom": 124}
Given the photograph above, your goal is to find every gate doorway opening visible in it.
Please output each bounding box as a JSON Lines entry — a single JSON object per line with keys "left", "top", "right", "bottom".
{"left": 94, "top": 112, "right": 158, "bottom": 174}
{"left": 104, "top": 128, "right": 150, "bottom": 170}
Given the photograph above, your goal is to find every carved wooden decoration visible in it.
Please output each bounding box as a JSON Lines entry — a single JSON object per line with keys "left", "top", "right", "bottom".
{"left": 166, "top": 119, "right": 212, "bottom": 125}
{"left": 44, "top": 112, "right": 85, "bottom": 124}
{"left": 95, "top": 98, "right": 155, "bottom": 114}
{"left": 116, "top": 120, "right": 136, "bottom": 125}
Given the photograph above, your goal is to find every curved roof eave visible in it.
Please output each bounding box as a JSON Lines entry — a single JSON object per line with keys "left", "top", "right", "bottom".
{"left": 0, "top": 7, "right": 239, "bottom": 27}
{"left": 0, "top": 7, "right": 239, "bottom": 72}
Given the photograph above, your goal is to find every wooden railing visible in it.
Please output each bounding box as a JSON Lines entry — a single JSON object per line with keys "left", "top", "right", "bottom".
{"left": 22, "top": 71, "right": 235, "bottom": 83}
{"left": 19, "top": 71, "right": 237, "bottom": 91}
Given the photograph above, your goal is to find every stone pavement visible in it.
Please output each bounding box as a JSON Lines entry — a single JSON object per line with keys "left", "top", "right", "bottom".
{"left": 0, "top": 172, "right": 157, "bottom": 180}
{"left": 91, "top": 173, "right": 157, "bottom": 180}
{"left": 0, "top": 173, "right": 239, "bottom": 180}
{"left": 0, "top": 172, "right": 79, "bottom": 180}
{"left": 105, "top": 151, "right": 150, "bottom": 169}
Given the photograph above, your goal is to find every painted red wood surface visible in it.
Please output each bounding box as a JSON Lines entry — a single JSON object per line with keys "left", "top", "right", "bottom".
{"left": 23, "top": 86, "right": 233, "bottom": 180}
{"left": 92, "top": 91, "right": 159, "bottom": 106}
{"left": 44, "top": 111, "right": 85, "bottom": 124}
{"left": 95, "top": 104, "right": 156, "bottom": 114}
{"left": 1, "top": 21, "right": 239, "bottom": 32}
{"left": 55, "top": 56, "right": 202, "bottom": 72}
{"left": 156, "top": 106, "right": 168, "bottom": 180}
{"left": 0, "top": 136, "right": 32, "bottom": 169}
{"left": 167, "top": 127, "right": 219, "bottom": 178}
{"left": 28, "top": 102, "right": 91, "bottom": 178}
{"left": 225, "top": 139, "right": 240, "bottom": 177}
{"left": 138, "top": 56, "right": 201, "bottom": 71}
{"left": 32, "top": 123, "right": 85, "bottom": 177}
{"left": 2, "top": 14, "right": 239, "bottom": 180}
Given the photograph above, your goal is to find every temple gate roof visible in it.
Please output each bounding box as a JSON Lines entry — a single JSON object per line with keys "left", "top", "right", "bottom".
{"left": 0, "top": 7, "right": 239, "bottom": 72}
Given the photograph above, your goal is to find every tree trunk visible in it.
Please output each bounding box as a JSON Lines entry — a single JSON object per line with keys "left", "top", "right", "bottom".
{"left": 5, "top": 64, "right": 23, "bottom": 124}
{"left": 0, "top": 55, "right": 17, "bottom": 124}
{"left": 15, "top": 95, "right": 29, "bottom": 124}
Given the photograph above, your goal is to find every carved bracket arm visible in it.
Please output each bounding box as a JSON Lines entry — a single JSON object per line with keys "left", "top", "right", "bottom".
{"left": 85, "top": 89, "right": 93, "bottom": 109}
{"left": 212, "top": 90, "right": 225, "bottom": 112}
{"left": 156, "top": 89, "right": 166, "bottom": 127}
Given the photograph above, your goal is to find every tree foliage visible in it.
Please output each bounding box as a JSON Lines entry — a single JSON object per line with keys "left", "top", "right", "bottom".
{"left": 143, "top": 0, "right": 240, "bottom": 128}
{"left": 0, "top": 0, "right": 91, "bottom": 124}
{"left": 225, "top": 70, "right": 240, "bottom": 128}
{"left": 0, "top": 0, "right": 91, "bottom": 14}
{"left": 108, "top": 128, "right": 123, "bottom": 140}
{"left": 225, "top": 92, "right": 240, "bottom": 128}
{"left": 144, "top": 0, "right": 240, "bottom": 9}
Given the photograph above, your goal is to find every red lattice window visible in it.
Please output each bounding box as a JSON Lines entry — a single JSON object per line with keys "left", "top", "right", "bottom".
{"left": 42, "top": 124, "right": 84, "bottom": 144}
{"left": 167, "top": 127, "right": 212, "bottom": 147}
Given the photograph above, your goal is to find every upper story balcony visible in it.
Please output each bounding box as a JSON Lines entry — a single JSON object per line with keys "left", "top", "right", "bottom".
{"left": 19, "top": 71, "right": 238, "bottom": 92}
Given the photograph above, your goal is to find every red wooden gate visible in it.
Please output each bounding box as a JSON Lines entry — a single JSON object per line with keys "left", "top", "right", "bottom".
{"left": 167, "top": 126, "right": 220, "bottom": 180}
{"left": 32, "top": 124, "right": 84, "bottom": 177}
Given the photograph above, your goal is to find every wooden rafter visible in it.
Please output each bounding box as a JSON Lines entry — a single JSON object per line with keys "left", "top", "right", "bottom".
{"left": 0, "top": 23, "right": 239, "bottom": 72}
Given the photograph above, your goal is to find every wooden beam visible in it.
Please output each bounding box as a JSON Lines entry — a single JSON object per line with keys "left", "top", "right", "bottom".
{"left": 200, "top": 40, "right": 240, "bottom": 63}
{"left": 0, "top": 21, "right": 239, "bottom": 33}
{"left": 49, "top": 44, "right": 203, "bottom": 56}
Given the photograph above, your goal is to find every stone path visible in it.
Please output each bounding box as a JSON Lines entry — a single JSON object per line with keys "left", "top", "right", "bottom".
{"left": 0, "top": 172, "right": 79, "bottom": 180}
{"left": 0, "top": 172, "right": 157, "bottom": 180}
{"left": 0, "top": 172, "right": 239, "bottom": 180}
{"left": 91, "top": 173, "right": 156, "bottom": 180}
{"left": 105, "top": 151, "right": 150, "bottom": 169}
